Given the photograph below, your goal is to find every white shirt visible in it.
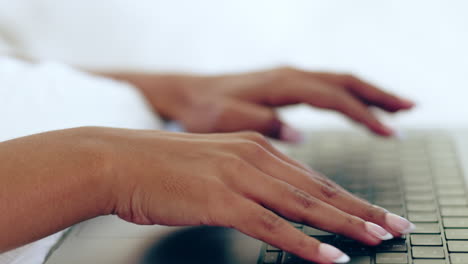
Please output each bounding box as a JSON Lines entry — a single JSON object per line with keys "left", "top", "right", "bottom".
{"left": 0, "top": 57, "right": 162, "bottom": 263}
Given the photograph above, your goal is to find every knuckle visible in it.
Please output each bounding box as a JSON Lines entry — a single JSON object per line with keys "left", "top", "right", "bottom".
{"left": 276, "top": 66, "right": 297, "bottom": 76}
{"left": 321, "top": 183, "right": 340, "bottom": 199}
{"left": 238, "top": 140, "right": 267, "bottom": 158}
{"left": 258, "top": 211, "right": 285, "bottom": 234}
{"left": 290, "top": 187, "right": 318, "bottom": 210}
{"left": 316, "top": 178, "right": 341, "bottom": 199}
{"left": 221, "top": 155, "right": 251, "bottom": 173}
{"left": 269, "top": 66, "right": 301, "bottom": 83}
{"left": 241, "top": 131, "right": 270, "bottom": 146}
{"left": 342, "top": 73, "right": 358, "bottom": 83}
{"left": 326, "top": 92, "right": 348, "bottom": 111}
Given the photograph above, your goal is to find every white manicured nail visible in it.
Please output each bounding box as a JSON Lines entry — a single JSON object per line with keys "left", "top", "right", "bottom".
{"left": 280, "top": 125, "right": 304, "bottom": 143}
{"left": 318, "top": 243, "right": 350, "bottom": 263}
{"left": 365, "top": 222, "right": 393, "bottom": 240}
{"left": 386, "top": 213, "right": 416, "bottom": 234}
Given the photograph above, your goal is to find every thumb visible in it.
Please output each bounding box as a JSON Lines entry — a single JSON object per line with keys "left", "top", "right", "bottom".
{"left": 214, "top": 99, "right": 304, "bottom": 143}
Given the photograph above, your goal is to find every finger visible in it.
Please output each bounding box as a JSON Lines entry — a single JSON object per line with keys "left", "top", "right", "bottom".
{"left": 226, "top": 131, "right": 312, "bottom": 170}
{"left": 240, "top": 143, "right": 415, "bottom": 237}
{"left": 224, "top": 196, "right": 350, "bottom": 264}
{"left": 323, "top": 89, "right": 395, "bottom": 136}
{"left": 209, "top": 99, "right": 304, "bottom": 143}
{"left": 226, "top": 151, "right": 390, "bottom": 244}
{"left": 261, "top": 79, "right": 394, "bottom": 136}
{"left": 311, "top": 72, "right": 415, "bottom": 112}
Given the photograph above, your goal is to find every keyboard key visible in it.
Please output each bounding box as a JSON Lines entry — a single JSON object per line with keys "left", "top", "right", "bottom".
{"left": 374, "top": 182, "right": 399, "bottom": 190}
{"left": 412, "top": 223, "right": 440, "bottom": 233}
{"left": 402, "top": 172, "right": 431, "bottom": 179}
{"left": 278, "top": 132, "right": 467, "bottom": 264}
{"left": 338, "top": 241, "right": 372, "bottom": 256}
{"left": 406, "top": 202, "right": 436, "bottom": 212}
{"left": 288, "top": 221, "right": 303, "bottom": 228}
{"left": 376, "top": 240, "right": 407, "bottom": 252}
{"left": 266, "top": 244, "right": 280, "bottom": 251}
{"left": 434, "top": 171, "right": 461, "bottom": 179}
{"left": 402, "top": 166, "right": 430, "bottom": 174}
{"left": 386, "top": 206, "right": 404, "bottom": 216}
{"left": 282, "top": 253, "right": 301, "bottom": 264}
{"left": 445, "top": 229, "right": 468, "bottom": 239}
{"left": 412, "top": 260, "right": 446, "bottom": 264}
{"left": 410, "top": 234, "right": 442, "bottom": 245}
{"left": 375, "top": 253, "right": 408, "bottom": 263}
{"left": 408, "top": 212, "right": 438, "bottom": 222}
{"left": 438, "top": 188, "right": 466, "bottom": 196}
{"left": 402, "top": 177, "right": 430, "bottom": 185}
{"left": 451, "top": 253, "right": 468, "bottom": 263}
{"left": 405, "top": 185, "right": 433, "bottom": 192}
{"left": 348, "top": 256, "right": 371, "bottom": 264}
{"left": 302, "top": 227, "right": 333, "bottom": 237}
{"left": 441, "top": 207, "right": 468, "bottom": 217}
{"left": 448, "top": 241, "right": 468, "bottom": 252}
{"left": 433, "top": 168, "right": 460, "bottom": 177}
{"left": 435, "top": 178, "right": 464, "bottom": 186}
{"left": 374, "top": 197, "right": 402, "bottom": 206}
{"left": 263, "top": 252, "right": 279, "bottom": 264}
{"left": 443, "top": 217, "right": 468, "bottom": 228}
{"left": 412, "top": 246, "right": 445, "bottom": 258}
{"left": 405, "top": 193, "right": 434, "bottom": 202}
{"left": 376, "top": 191, "right": 403, "bottom": 199}
{"left": 439, "top": 197, "right": 468, "bottom": 206}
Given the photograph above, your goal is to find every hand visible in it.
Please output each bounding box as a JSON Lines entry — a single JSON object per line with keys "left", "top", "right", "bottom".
{"left": 1, "top": 127, "right": 414, "bottom": 262}
{"left": 121, "top": 67, "right": 414, "bottom": 142}
{"left": 93, "top": 127, "right": 415, "bottom": 263}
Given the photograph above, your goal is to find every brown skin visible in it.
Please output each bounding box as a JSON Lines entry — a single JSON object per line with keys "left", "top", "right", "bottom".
{"left": 1, "top": 127, "right": 391, "bottom": 263}
{"left": 0, "top": 67, "right": 414, "bottom": 263}
{"left": 99, "top": 67, "right": 414, "bottom": 138}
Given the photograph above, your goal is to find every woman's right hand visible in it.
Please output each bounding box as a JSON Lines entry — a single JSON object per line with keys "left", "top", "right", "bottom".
{"left": 86, "top": 127, "right": 415, "bottom": 264}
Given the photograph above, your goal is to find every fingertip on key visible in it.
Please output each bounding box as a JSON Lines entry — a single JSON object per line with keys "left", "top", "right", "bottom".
{"left": 318, "top": 243, "right": 350, "bottom": 263}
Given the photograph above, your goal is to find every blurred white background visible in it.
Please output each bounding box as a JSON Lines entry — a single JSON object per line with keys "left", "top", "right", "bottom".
{"left": 0, "top": 0, "right": 467, "bottom": 130}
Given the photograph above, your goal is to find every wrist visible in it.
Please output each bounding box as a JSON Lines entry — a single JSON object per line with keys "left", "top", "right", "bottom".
{"left": 69, "top": 127, "right": 120, "bottom": 217}
{"left": 137, "top": 74, "right": 198, "bottom": 120}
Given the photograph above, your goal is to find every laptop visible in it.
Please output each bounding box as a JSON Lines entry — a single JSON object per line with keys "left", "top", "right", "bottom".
{"left": 45, "top": 129, "right": 468, "bottom": 264}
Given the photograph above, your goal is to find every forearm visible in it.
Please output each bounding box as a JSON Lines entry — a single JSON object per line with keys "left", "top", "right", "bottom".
{"left": 0, "top": 128, "right": 113, "bottom": 252}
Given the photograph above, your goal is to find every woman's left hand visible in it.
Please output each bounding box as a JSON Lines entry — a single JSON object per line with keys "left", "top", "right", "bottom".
{"left": 102, "top": 67, "right": 414, "bottom": 142}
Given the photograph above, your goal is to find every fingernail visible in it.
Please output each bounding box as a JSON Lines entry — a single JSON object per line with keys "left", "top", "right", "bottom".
{"left": 385, "top": 213, "right": 416, "bottom": 234}
{"left": 280, "top": 125, "right": 304, "bottom": 143}
{"left": 380, "top": 125, "right": 395, "bottom": 136}
{"left": 399, "top": 97, "right": 415, "bottom": 108}
{"left": 365, "top": 222, "right": 393, "bottom": 240}
{"left": 318, "top": 243, "right": 350, "bottom": 263}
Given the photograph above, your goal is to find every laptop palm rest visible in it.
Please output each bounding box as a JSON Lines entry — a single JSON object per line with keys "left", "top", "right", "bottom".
{"left": 141, "top": 226, "right": 262, "bottom": 264}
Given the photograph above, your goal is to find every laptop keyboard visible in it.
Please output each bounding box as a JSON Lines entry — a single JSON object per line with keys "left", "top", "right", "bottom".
{"left": 258, "top": 131, "right": 468, "bottom": 264}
